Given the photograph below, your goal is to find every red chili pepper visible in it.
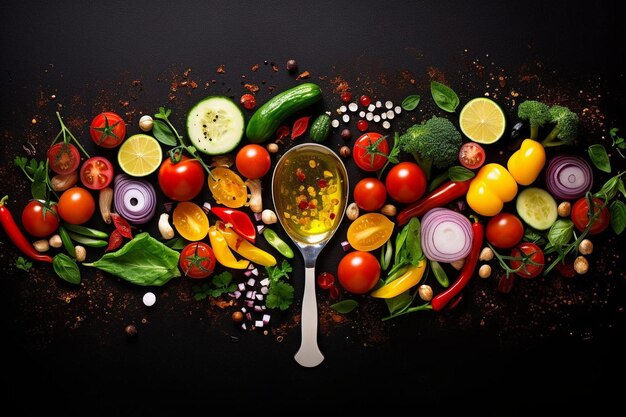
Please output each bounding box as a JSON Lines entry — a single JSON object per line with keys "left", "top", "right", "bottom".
{"left": 210, "top": 206, "right": 256, "bottom": 243}
{"left": 397, "top": 180, "right": 471, "bottom": 226}
{"left": 431, "top": 216, "right": 483, "bottom": 311}
{"left": 110, "top": 213, "right": 133, "bottom": 239}
{"left": 106, "top": 229, "right": 124, "bottom": 252}
{"left": 0, "top": 196, "right": 53, "bottom": 263}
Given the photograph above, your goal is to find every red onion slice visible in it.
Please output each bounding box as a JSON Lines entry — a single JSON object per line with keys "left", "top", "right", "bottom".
{"left": 421, "top": 208, "right": 473, "bottom": 263}
{"left": 545, "top": 155, "right": 593, "bottom": 200}
{"left": 113, "top": 174, "right": 157, "bottom": 225}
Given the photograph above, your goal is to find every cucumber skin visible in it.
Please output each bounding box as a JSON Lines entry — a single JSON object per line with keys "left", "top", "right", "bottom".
{"left": 246, "top": 83, "right": 322, "bottom": 143}
{"left": 310, "top": 114, "right": 331, "bottom": 143}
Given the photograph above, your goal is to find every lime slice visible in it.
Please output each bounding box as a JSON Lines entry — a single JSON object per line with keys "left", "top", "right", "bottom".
{"left": 459, "top": 97, "right": 506, "bottom": 144}
{"left": 516, "top": 187, "right": 558, "bottom": 230}
{"left": 117, "top": 134, "right": 163, "bottom": 177}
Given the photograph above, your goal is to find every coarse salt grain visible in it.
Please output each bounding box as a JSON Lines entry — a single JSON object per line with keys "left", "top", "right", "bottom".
{"left": 342, "top": 114, "right": 350, "bottom": 123}
{"left": 382, "top": 121, "right": 391, "bottom": 129}
{"left": 339, "top": 105, "right": 347, "bottom": 113}
{"left": 359, "top": 111, "right": 366, "bottom": 118}
{"left": 331, "top": 119, "right": 339, "bottom": 128}
{"left": 367, "top": 104, "right": 375, "bottom": 112}
{"left": 375, "top": 101, "right": 382, "bottom": 108}
{"left": 386, "top": 110, "right": 395, "bottom": 119}
{"left": 385, "top": 101, "right": 393, "bottom": 109}
{"left": 373, "top": 115, "right": 381, "bottom": 123}
{"left": 394, "top": 106, "right": 402, "bottom": 114}
{"left": 365, "top": 113, "right": 373, "bottom": 121}
{"left": 143, "top": 292, "right": 156, "bottom": 307}
{"left": 348, "top": 102, "right": 358, "bottom": 112}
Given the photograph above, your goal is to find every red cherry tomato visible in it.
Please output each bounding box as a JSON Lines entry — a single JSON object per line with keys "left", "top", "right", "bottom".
{"left": 235, "top": 144, "right": 271, "bottom": 179}
{"left": 385, "top": 162, "right": 426, "bottom": 204}
{"left": 458, "top": 142, "right": 486, "bottom": 170}
{"left": 486, "top": 212, "right": 524, "bottom": 249}
{"left": 359, "top": 95, "right": 371, "bottom": 107}
{"left": 317, "top": 272, "right": 336, "bottom": 290}
{"left": 21, "top": 201, "right": 59, "bottom": 237}
{"left": 79, "top": 157, "right": 114, "bottom": 190}
{"left": 89, "top": 112, "right": 126, "bottom": 148}
{"left": 158, "top": 156, "right": 205, "bottom": 202}
{"left": 340, "top": 91, "right": 352, "bottom": 103}
{"left": 353, "top": 132, "right": 389, "bottom": 172}
{"left": 354, "top": 178, "right": 387, "bottom": 211}
{"left": 57, "top": 187, "right": 95, "bottom": 225}
{"left": 47, "top": 143, "right": 81, "bottom": 175}
{"left": 356, "top": 120, "right": 369, "bottom": 132}
{"left": 240, "top": 94, "right": 256, "bottom": 110}
{"left": 179, "top": 242, "right": 216, "bottom": 279}
{"left": 510, "top": 242, "right": 545, "bottom": 278}
{"left": 337, "top": 251, "right": 381, "bottom": 294}
{"left": 571, "top": 197, "right": 610, "bottom": 235}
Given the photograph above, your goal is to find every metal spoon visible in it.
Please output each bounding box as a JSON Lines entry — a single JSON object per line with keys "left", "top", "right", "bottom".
{"left": 271, "top": 143, "right": 348, "bottom": 367}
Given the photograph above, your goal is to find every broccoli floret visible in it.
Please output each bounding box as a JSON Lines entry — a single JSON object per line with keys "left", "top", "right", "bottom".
{"left": 518, "top": 100, "right": 550, "bottom": 140}
{"left": 542, "top": 105, "right": 579, "bottom": 147}
{"left": 398, "top": 116, "right": 462, "bottom": 178}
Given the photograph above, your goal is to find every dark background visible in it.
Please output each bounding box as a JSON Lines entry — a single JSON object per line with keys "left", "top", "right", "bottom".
{"left": 1, "top": 0, "right": 625, "bottom": 412}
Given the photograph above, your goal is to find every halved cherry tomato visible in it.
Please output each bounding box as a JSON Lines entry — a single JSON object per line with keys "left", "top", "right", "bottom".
{"left": 89, "top": 112, "right": 126, "bottom": 148}
{"left": 458, "top": 142, "right": 486, "bottom": 170}
{"left": 158, "top": 156, "right": 205, "bottom": 202}
{"left": 337, "top": 251, "right": 380, "bottom": 294}
{"left": 571, "top": 197, "right": 610, "bottom": 235}
{"left": 21, "top": 200, "right": 59, "bottom": 237}
{"left": 179, "top": 242, "right": 216, "bottom": 279}
{"left": 235, "top": 144, "right": 271, "bottom": 179}
{"left": 510, "top": 242, "right": 545, "bottom": 278}
{"left": 353, "top": 132, "right": 389, "bottom": 172}
{"left": 486, "top": 212, "right": 524, "bottom": 249}
{"left": 47, "top": 143, "right": 81, "bottom": 175}
{"left": 347, "top": 213, "right": 394, "bottom": 251}
{"left": 385, "top": 162, "right": 426, "bottom": 204}
{"left": 354, "top": 178, "right": 387, "bottom": 211}
{"left": 79, "top": 157, "right": 114, "bottom": 190}
{"left": 57, "top": 187, "right": 95, "bottom": 225}
{"left": 172, "top": 202, "right": 209, "bottom": 241}
{"left": 208, "top": 167, "right": 247, "bottom": 208}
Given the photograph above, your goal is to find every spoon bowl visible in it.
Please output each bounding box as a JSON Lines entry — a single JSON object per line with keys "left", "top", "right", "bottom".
{"left": 271, "top": 143, "right": 348, "bottom": 367}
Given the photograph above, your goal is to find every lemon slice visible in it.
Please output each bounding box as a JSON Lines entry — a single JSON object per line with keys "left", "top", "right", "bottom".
{"left": 117, "top": 134, "right": 163, "bottom": 177}
{"left": 459, "top": 97, "right": 506, "bottom": 144}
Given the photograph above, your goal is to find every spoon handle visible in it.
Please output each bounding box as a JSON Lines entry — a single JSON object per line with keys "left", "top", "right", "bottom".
{"left": 294, "top": 266, "right": 324, "bottom": 367}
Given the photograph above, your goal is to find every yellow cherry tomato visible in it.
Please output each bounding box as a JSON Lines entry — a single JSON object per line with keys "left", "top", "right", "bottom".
{"left": 208, "top": 167, "right": 247, "bottom": 208}
{"left": 466, "top": 163, "right": 518, "bottom": 217}
{"left": 172, "top": 202, "right": 209, "bottom": 241}
{"left": 347, "top": 213, "right": 394, "bottom": 252}
{"left": 507, "top": 139, "right": 546, "bottom": 185}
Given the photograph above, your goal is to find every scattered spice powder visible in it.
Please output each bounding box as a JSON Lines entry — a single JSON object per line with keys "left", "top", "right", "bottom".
{"left": 296, "top": 70, "right": 311, "bottom": 80}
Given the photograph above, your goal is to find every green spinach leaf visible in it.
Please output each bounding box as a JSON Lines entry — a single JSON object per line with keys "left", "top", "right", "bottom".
{"left": 588, "top": 144, "right": 611, "bottom": 173}
{"left": 83, "top": 232, "right": 180, "bottom": 286}
{"left": 431, "top": 81, "right": 460, "bottom": 113}
{"left": 53, "top": 253, "right": 81, "bottom": 284}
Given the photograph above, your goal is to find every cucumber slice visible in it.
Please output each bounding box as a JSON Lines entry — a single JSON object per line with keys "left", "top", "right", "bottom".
{"left": 186, "top": 96, "right": 244, "bottom": 155}
{"left": 516, "top": 187, "right": 558, "bottom": 231}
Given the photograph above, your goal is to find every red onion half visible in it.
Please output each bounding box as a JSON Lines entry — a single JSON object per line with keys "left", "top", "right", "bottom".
{"left": 545, "top": 155, "right": 593, "bottom": 200}
{"left": 114, "top": 174, "right": 157, "bottom": 224}
{"left": 421, "top": 208, "right": 473, "bottom": 263}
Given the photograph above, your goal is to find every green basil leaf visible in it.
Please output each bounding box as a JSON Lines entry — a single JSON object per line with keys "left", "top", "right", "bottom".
{"left": 594, "top": 174, "right": 624, "bottom": 201}
{"left": 330, "top": 299, "right": 358, "bottom": 314}
{"left": 83, "top": 233, "right": 180, "bottom": 286}
{"left": 618, "top": 180, "right": 626, "bottom": 199}
{"left": 588, "top": 144, "right": 611, "bottom": 173}
{"left": 401, "top": 95, "right": 421, "bottom": 111}
{"left": 448, "top": 165, "right": 475, "bottom": 182}
{"left": 151, "top": 119, "right": 178, "bottom": 146}
{"left": 385, "top": 293, "right": 412, "bottom": 314}
{"left": 547, "top": 219, "right": 574, "bottom": 248}
{"left": 431, "top": 81, "right": 460, "bottom": 113}
{"left": 610, "top": 200, "right": 626, "bottom": 235}
{"left": 404, "top": 218, "right": 422, "bottom": 264}
{"left": 53, "top": 253, "right": 81, "bottom": 284}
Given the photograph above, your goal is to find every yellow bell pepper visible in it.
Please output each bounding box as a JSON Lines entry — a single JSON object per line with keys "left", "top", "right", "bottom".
{"left": 466, "top": 163, "right": 518, "bottom": 217}
{"left": 370, "top": 259, "right": 426, "bottom": 299}
{"left": 217, "top": 222, "right": 277, "bottom": 267}
{"left": 507, "top": 139, "right": 546, "bottom": 185}
{"left": 208, "top": 226, "right": 250, "bottom": 269}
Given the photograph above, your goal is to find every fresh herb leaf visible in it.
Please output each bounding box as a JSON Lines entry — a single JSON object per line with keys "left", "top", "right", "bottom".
{"left": 192, "top": 283, "right": 211, "bottom": 301}
{"left": 212, "top": 271, "right": 233, "bottom": 288}
{"left": 266, "top": 281, "right": 294, "bottom": 310}
{"left": 265, "top": 259, "right": 292, "bottom": 283}
{"left": 83, "top": 233, "right": 180, "bottom": 286}
{"left": 385, "top": 293, "right": 412, "bottom": 314}
{"left": 164, "top": 237, "right": 187, "bottom": 250}
{"left": 330, "top": 299, "right": 358, "bottom": 314}
{"left": 401, "top": 95, "right": 421, "bottom": 111}
{"left": 15, "top": 256, "right": 32, "bottom": 272}
{"left": 588, "top": 144, "right": 611, "bottom": 173}
{"left": 431, "top": 81, "right": 460, "bottom": 113}
{"left": 546, "top": 219, "right": 574, "bottom": 254}
{"left": 151, "top": 119, "right": 178, "bottom": 146}
{"left": 53, "top": 253, "right": 81, "bottom": 284}
{"left": 610, "top": 128, "right": 626, "bottom": 158}
{"left": 610, "top": 200, "right": 626, "bottom": 235}
{"left": 14, "top": 156, "right": 27, "bottom": 171}
{"left": 448, "top": 165, "right": 475, "bottom": 182}
{"left": 380, "top": 239, "right": 393, "bottom": 271}
{"left": 404, "top": 218, "right": 422, "bottom": 265}
{"left": 210, "top": 284, "right": 237, "bottom": 298}
{"left": 524, "top": 228, "right": 546, "bottom": 245}
{"left": 594, "top": 172, "right": 625, "bottom": 201}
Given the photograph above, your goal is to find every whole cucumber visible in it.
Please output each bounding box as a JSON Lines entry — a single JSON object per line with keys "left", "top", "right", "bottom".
{"left": 246, "top": 83, "right": 322, "bottom": 143}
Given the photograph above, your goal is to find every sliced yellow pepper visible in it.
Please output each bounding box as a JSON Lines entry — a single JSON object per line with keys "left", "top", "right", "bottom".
{"left": 507, "top": 139, "right": 546, "bottom": 185}
{"left": 466, "top": 163, "right": 518, "bottom": 217}
{"left": 208, "top": 225, "right": 250, "bottom": 269}
{"left": 217, "top": 222, "right": 277, "bottom": 267}
{"left": 370, "top": 259, "right": 426, "bottom": 299}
